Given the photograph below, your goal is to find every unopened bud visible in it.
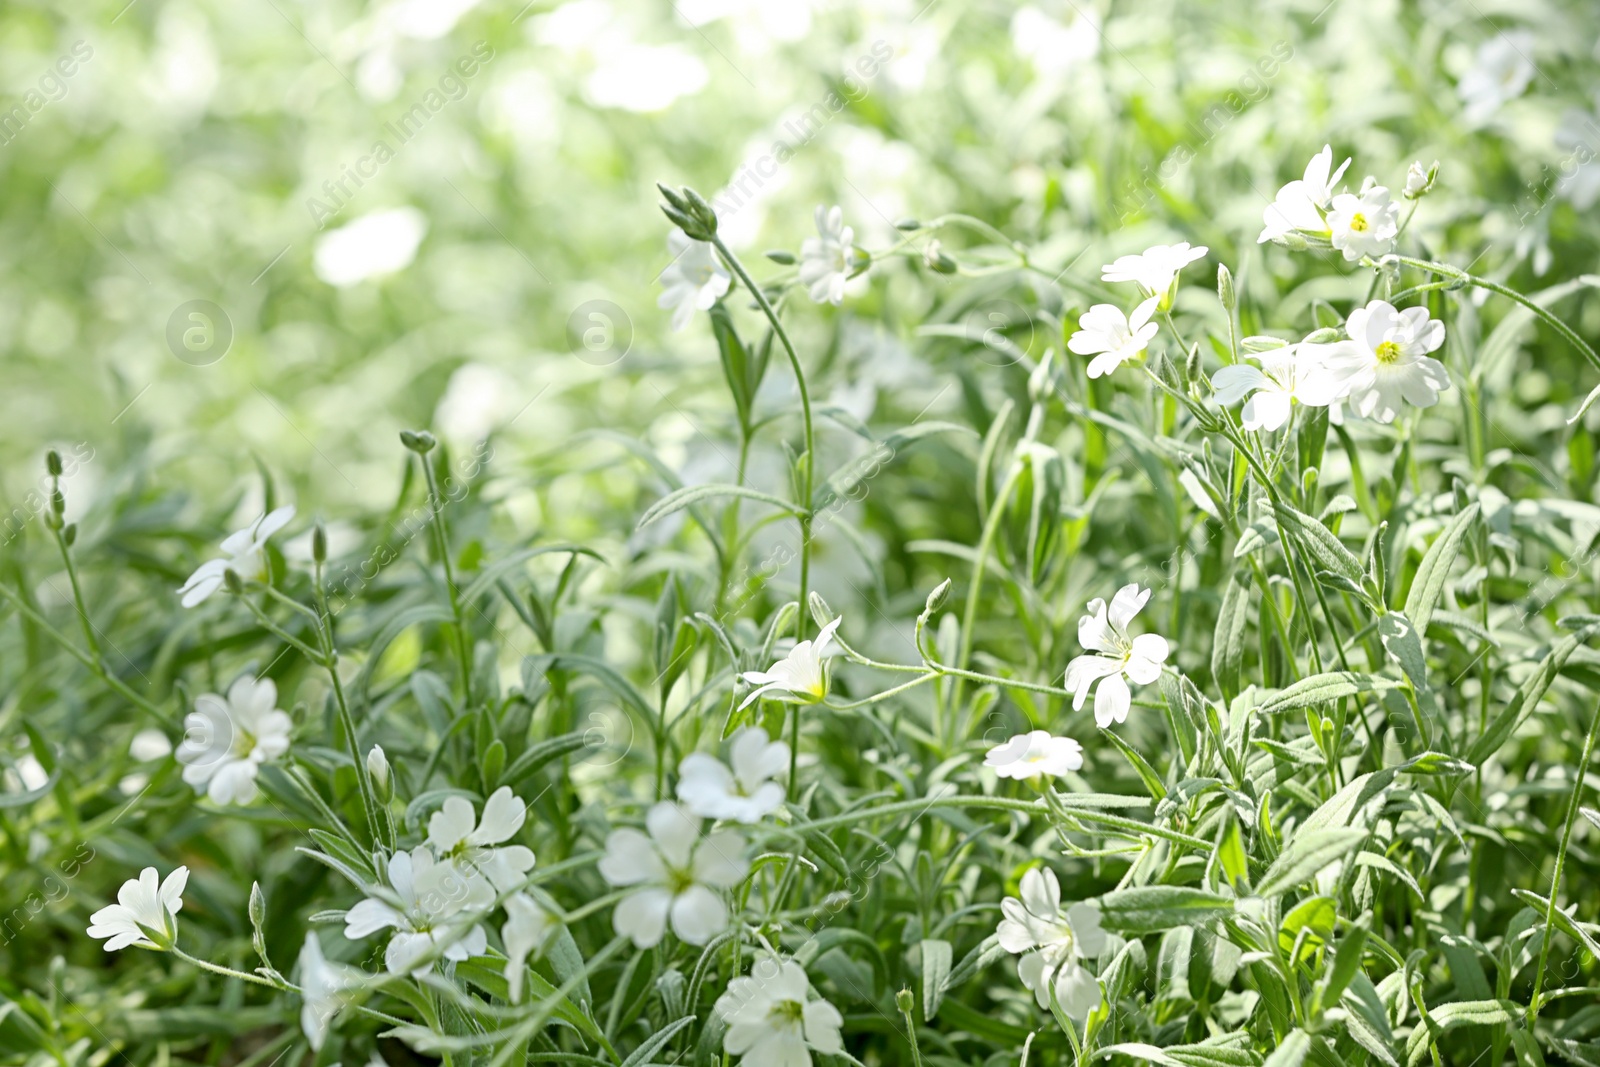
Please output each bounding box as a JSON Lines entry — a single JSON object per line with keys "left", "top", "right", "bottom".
{"left": 1217, "top": 264, "right": 1235, "bottom": 312}
{"left": 50, "top": 489, "right": 65, "bottom": 517}
{"left": 312, "top": 524, "right": 327, "bottom": 564}
{"left": 367, "top": 745, "right": 392, "bottom": 803}
{"left": 895, "top": 988, "right": 915, "bottom": 1015}
{"left": 1185, "top": 342, "right": 1202, "bottom": 385}
{"left": 923, "top": 240, "right": 957, "bottom": 274}
{"left": 808, "top": 591, "right": 835, "bottom": 632}
{"left": 46, "top": 450, "right": 63, "bottom": 477}
{"left": 1403, "top": 160, "right": 1438, "bottom": 200}
{"left": 224, "top": 568, "right": 244, "bottom": 594}
{"left": 400, "top": 430, "right": 436, "bottom": 454}
{"left": 924, "top": 578, "right": 952, "bottom": 615}
{"left": 894, "top": 218, "right": 922, "bottom": 231}
{"left": 765, "top": 249, "right": 796, "bottom": 265}
{"left": 63, "top": 524, "right": 77, "bottom": 547}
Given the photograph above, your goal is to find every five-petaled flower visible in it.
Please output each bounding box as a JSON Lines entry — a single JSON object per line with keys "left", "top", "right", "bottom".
{"left": 178, "top": 505, "right": 295, "bottom": 607}
{"left": 658, "top": 230, "right": 732, "bottom": 331}
{"left": 984, "top": 731, "right": 1084, "bottom": 780}
{"left": 176, "top": 674, "right": 292, "bottom": 806}
{"left": 1065, "top": 584, "right": 1170, "bottom": 728}
{"left": 1315, "top": 300, "right": 1450, "bottom": 423}
{"left": 996, "top": 867, "right": 1107, "bottom": 1020}
{"left": 1068, "top": 296, "right": 1161, "bottom": 379}
{"left": 598, "top": 801, "right": 749, "bottom": 947}
{"left": 715, "top": 958, "right": 845, "bottom": 1067}
{"left": 1457, "top": 31, "right": 1535, "bottom": 126}
{"left": 1211, "top": 344, "right": 1342, "bottom": 431}
{"left": 799, "top": 205, "right": 855, "bottom": 305}
{"left": 1327, "top": 183, "right": 1399, "bottom": 262}
{"left": 87, "top": 866, "right": 188, "bottom": 951}
{"left": 343, "top": 846, "right": 494, "bottom": 976}
{"left": 427, "top": 786, "right": 537, "bottom": 892}
{"left": 677, "top": 726, "right": 790, "bottom": 823}
{"left": 739, "top": 617, "right": 842, "bottom": 710}
{"left": 1100, "top": 242, "right": 1208, "bottom": 308}
{"left": 1258, "top": 144, "right": 1350, "bottom": 244}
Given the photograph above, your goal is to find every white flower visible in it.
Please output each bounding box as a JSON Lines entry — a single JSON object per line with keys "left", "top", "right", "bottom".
{"left": 658, "top": 230, "right": 732, "bottom": 331}
{"left": 501, "top": 892, "right": 557, "bottom": 1002}
{"left": 677, "top": 727, "right": 789, "bottom": 823}
{"left": 798, "top": 205, "right": 854, "bottom": 305}
{"left": 178, "top": 505, "right": 296, "bottom": 607}
{"left": 1555, "top": 101, "right": 1600, "bottom": 211}
{"left": 130, "top": 729, "right": 172, "bottom": 762}
{"left": 1258, "top": 144, "right": 1351, "bottom": 243}
{"left": 87, "top": 866, "right": 188, "bottom": 951}
{"left": 1068, "top": 296, "right": 1160, "bottom": 379}
{"left": 1316, "top": 300, "right": 1450, "bottom": 424}
{"left": 738, "top": 616, "right": 841, "bottom": 710}
{"left": 1211, "top": 345, "right": 1343, "bottom": 431}
{"left": 1327, "top": 184, "right": 1399, "bottom": 262}
{"left": 313, "top": 207, "right": 427, "bottom": 287}
{"left": 298, "top": 933, "right": 361, "bottom": 1051}
{"left": 996, "top": 867, "right": 1107, "bottom": 1020}
{"left": 427, "top": 786, "right": 537, "bottom": 892}
{"left": 176, "top": 675, "right": 292, "bottom": 806}
{"left": 1457, "top": 31, "right": 1535, "bottom": 125}
{"left": 1100, "top": 242, "right": 1208, "bottom": 306}
{"left": 343, "top": 846, "right": 494, "bottom": 976}
{"left": 1403, "top": 161, "right": 1435, "bottom": 200}
{"left": 598, "top": 801, "right": 749, "bottom": 947}
{"left": 1064, "top": 584, "right": 1170, "bottom": 728}
{"left": 984, "top": 731, "right": 1084, "bottom": 780}
{"left": 715, "top": 958, "right": 844, "bottom": 1067}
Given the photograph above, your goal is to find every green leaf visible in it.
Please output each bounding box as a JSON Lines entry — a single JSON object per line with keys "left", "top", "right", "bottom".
{"left": 1259, "top": 672, "right": 1400, "bottom": 715}
{"left": 1262, "top": 1029, "right": 1310, "bottom": 1067}
{"left": 1467, "top": 623, "right": 1600, "bottom": 765}
{"left": 497, "top": 731, "right": 592, "bottom": 790}
{"left": 1273, "top": 501, "right": 1363, "bottom": 583}
{"left": 1404, "top": 1000, "right": 1518, "bottom": 1067}
{"left": 1096, "top": 886, "right": 1235, "bottom": 935}
{"left": 1255, "top": 828, "right": 1366, "bottom": 898}
{"left": 636, "top": 483, "right": 804, "bottom": 530}
{"left": 1317, "top": 916, "right": 1370, "bottom": 1011}
{"left": 1212, "top": 571, "right": 1250, "bottom": 700}
{"left": 458, "top": 543, "right": 605, "bottom": 605}
{"left": 1217, "top": 818, "right": 1250, "bottom": 892}
{"left": 920, "top": 938, "right": 952, "bottom": 1021}
{"left": 1401, "top": 502, "right": 1479, "bottom": 634}
{"left": 1102, "top": 726, "right": 1168, "bottom": 801}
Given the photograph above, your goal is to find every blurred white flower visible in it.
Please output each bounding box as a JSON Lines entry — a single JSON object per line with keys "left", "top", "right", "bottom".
{"left": 1555, "top": 102, "right": 1600, "bottom": 210}
{"left": 1258, "top": 144, "right": 1350, "bottom": 243}
{"left": 130, "top": 729, "right": 173, "bottom": 762}
{"left": 1068, "top": 296, "right": 1160, "bottom": 379}
{"left": 739, "top": 617, "right": 841, "bottom": 709}
{"left": 427, "top": 786, "right": 537, "bottom": 892}
{"left": 8, "top": 754, "right": 48, "bottom": 792}
{"left": 1100, "top": 242, "right": 1208, "bottom": 307}
{"left": 501, "top": 892, "right": 556, "bottom": 1002}
{"left": 298, "top": 932, "right": 360, "bottom": 1051}
{"left": 1212, "top": 345, "right": 1341, "bottom": 431}
{"left": 678, "top": 727, "right": 789, "bottom": 823}
{"left": 996, "top": 867, "right": 1106, "bottom": 1019}
{"left": 1457, "top": 31, "right": 1536, "bottom": 125}
{"left": 659, "top": 231, "right": 732, "bottom": 331}
{"left": 1065, "top": 584, "right": 1169, "bottom": 728}
{"left": 1327, "top": 184, "right": 1399, "bottom": 262}
{"left": 984, "top": 731, "right": 1084, "bottom": 780}
{"left": 178, "top": 505, "right": 295, "bottom": 607}
{"left": 598, "top": 801, "right": 748, "bottom": 947}
{"left": 586, "top": 44, "right": 708, "bottom": 112}
{"left": 1010, "top": 6, "right": 1100, "bottom": 77}
{"left": 314, "top": 208, "right": 427, "bottom": 287}
{"left": 435, "top": 363, "right": 520, "bottom": 444}
{"left": 1317, "top": 300, "right": 1450, "bottom": 423}
{"left": 87, "top": 866, "right": 187, "bottom": 951}
{"left": 715, "top": 958, "right": 844, "bottom": 1067}
{"left": 176, "top": 675, "right": 291, "bottom": 806}
{"left": 344, "top": 846, "right": 494, "bottom": 976}
{"left": 799, "top": 205, "right": 854, "bottom": 305}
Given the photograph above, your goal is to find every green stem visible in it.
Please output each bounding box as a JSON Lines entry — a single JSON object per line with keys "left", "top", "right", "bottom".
{"left": 53, "top": 531, "right": 100, "bottom": 660}
{"left": 419, "top": 452, "right": 474, "bottom": 706}
{"left": 949, "top": 462, "right": 1026, "bottom": 738}
{"left": 1529, "top": 697, "right": 1600, "bottom": 1022}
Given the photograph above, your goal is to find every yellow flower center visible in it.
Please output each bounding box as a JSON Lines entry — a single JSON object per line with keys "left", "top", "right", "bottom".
{"left": 1375, "top": 340, "right": 1402, "bottom": 364}
{"left": 1348, "top": 213, "right": 1369, "bottom": 233}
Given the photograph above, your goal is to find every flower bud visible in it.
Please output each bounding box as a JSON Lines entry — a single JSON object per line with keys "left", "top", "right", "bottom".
{"left": 895, "top": 988, "right": 915, "bottom": 1015}
{"left": 46, "top": 450, "right": 63, "bottom": 477}
{"left": 765, "top": 249, "right": 796, "bottom": 265}
{"left": 808, "top": 590, "right": 835, "bottom": 632}
{"left": 400, "top": 429, "right": 436, "bottom": 454}
{"left": 51, "top": 489, "right": 65, "bottom": 518}
{"left": 224, "top": 568, "right": 244, "bottom": 594}
{"left": 923, "top": 240, "right": 957, "bottom": 274}
{"left": 1216, "top": 264, "right": 1235, "bottom": 312}
{"left": 63, "top": 524, "right": 77, "bottom": 547}
{"left": 924, "top": 578, "right": 952, "bottom": 616}
{"left": 894, "top": 218, "right": 922, "bottom": 231}
{"left": 367, "top": 745, "right": 392, "bottom": 803}
{"left": 1403, "top": 160, "right": 1438, "bottom": 200}
{"left": 312, "top": 524, "right": 327, "bottom": 564}
{"left": 1185, "top": 342, "right": 1202, "bottom": 386}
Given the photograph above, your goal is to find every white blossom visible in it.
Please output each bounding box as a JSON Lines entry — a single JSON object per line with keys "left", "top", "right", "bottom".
{"left": 738, "top": 617, "right": 841, "bottom": 710}
{"left": 1211, "top": 345, "right": 1343, "bottom": 431}
{"left": 598, "top": 801, "right": 748, "bottom": 947}
{"left": 176, "top": 675, "right": 291, "bottom": 806}
{"left": 677, "top": 727, "right": 789, "bottom": 823}
{"left": 298, "top": 932, "right": 361, "bottom": 1051}
{"left": 1258, "top": 144, "right": 1350, "bottom": 243}
{"left": 996, "top": 867, "right": 1107, "bottom": 1019}
{"left": 1067, "top": 296, "right": 1160, "bottom": 379}
{"left": 501, "top": 893, "right": 557, "bottom": 1002}
{"left": 984, "top": 731, "right": 1084, "bottom": 780}
{"left": 1327, "top": 183, "right": 1399, "bottom": 262}
{"left": 343, "top": 846, "right": 494, "bottom": 976}
{"left": 715, "top": 958, "right": 844, "bottom": 1067}
{"left": 658, "top": 230, "right": 732, "bottom": 331}
{"left": 1100, "top": 242, "right": 1208, "bottom": 307}
{"left": 178, "top": 505, "right": 295, "bottom": 607}
{"left": 87, "top": 866, "right": 188, "bottom": 951}
{"left": 1064, "top": 584, "right": 1170, "bottom": 728}
{"left": 798, "top": 205, "right": 854, "bottom": 305}
{"left": 1315, "top": 300, "right": 1450, "bottom": 423}
{"left": 427, "top": 786, "right": 537, "bottom": 892}
{"left": 1457, "top": 31, "right": 1535, "bottom": 125}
